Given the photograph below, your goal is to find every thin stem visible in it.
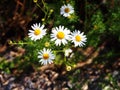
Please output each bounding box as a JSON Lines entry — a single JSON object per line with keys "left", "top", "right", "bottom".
{"left": 9, "top": 41, "right": 33, "bottom": 45}
{"left": 36, "top": 3, "right": 45, "bottom": 13}
{"left": 84, "top": 0, "right": 87, "bottom": 32}
{"left": 64, "top": 57, "right": 66, "bottom": 62}
{"left": 42, "top": 0, "right": 45, "bottom": 8}
{"left": 42, "top": 0, "right": 49, "bottom": 21}
{"left": 54, "top": 50, "right": 64, "bottom": 53}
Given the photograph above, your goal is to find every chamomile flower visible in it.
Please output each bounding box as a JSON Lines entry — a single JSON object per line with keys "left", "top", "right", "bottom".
{"left": 60, "top": 4, "right": 74, "bottom": 17}
{"left": 28, "top": 23, "right": 46, "bottom": 41}
{"left": 71, "top": 30, "right": 87, "bottom": 47}
{"left": 38, "top": 48, "right": 55, "bottom": 65}
{"left": 51, "top": 26, "right": 71, "bottom": 46}
{"left": 64, "top": 48, "right": 72, "bottom": 57}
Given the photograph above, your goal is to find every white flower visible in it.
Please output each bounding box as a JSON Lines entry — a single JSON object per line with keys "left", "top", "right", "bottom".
{"left": 28, "top": 23, "right": 46, "bottom": 41}
{"left": 71, "top": 30, "right": 87, "bottom": 47}
{"left": 103, "top": 86, "right": 113, "bottom": 90}
{"left": 64, "top": 48, "right": 72, "bottom": 57}
{"left": 60, "top": 4, "right": 74, "bottom": 17}
{"left": 112, "top": 70, "right": 119, "bottom": 77}
{"left": 38, "top": 48, "right": 55, "bottom": 65}
{"left": 51, "top": 26, "right": 71, "bottom": 46}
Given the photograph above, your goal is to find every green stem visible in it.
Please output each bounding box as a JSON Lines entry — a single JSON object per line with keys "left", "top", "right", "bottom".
{"left": 64, "top": 57, "right": 66, "bottom": 62}
{"left": 42, "top": 0, "right": 49, "bottom": 21}
{"left": 10, "top": 42, "right": 33, "bottom": 45}
{"left": 54, "top": 50, "right": 64, "bottom": 53}
{"left": 42, "top": 0, "right": 45, "bottom": 7}
{"left": 84, "top": 0, "right": 87, "bottom": 32}
{"left": 36, "top": 3, "right": 45, "bottom": 13}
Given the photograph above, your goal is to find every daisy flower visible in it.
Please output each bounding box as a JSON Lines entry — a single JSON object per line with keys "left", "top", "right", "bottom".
{"left": 28, "top": 23, "right": 46, "bottom": 41}
{"left": 60, "top": 4, "right": 74, "bottom": 17}
{"left": 51, "top": 26, "right": 71, "bottom": 46}
{"left": 64, "top": 48, "right": 72, "bottom": 57}
{"left": 38, "top": 48, "right": 55, "bottom": 65}
{"left": 71, "top": 30, "right": 87, "bottom": 47}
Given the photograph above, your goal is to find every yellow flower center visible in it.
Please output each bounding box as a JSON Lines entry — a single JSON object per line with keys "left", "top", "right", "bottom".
{"left": 34, "top": 29, "right": 41, "bottom": 35}
{"left": 57, "top": 31, "right": 65, "bottom": 39}
{"left": 75, "top": 35, "right": 81, "bottom": 42}
{"left": 43, "top": 53, "right": 49, "bottom": 60}
{"left": 64, "top": 8, "right": 70, "bottom": 13}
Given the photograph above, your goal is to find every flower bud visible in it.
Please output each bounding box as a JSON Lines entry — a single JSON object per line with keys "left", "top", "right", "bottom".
{"left": 45, "top": 42, "right": 50, "bottom": 47}
{"left": 66, "top": 66, "right": 71, "bottom": 71}
{"left": 33, "top": 0, "right": 38, "bottom": 3}
{"left": 50, "top": 9, "right": 54, "bottom": 13}
{"left": 41, "top": 18, "right": 45, "bottom": 22}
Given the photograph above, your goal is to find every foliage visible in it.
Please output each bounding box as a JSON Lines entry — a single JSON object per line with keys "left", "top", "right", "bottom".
{"left": 0, "top": 0, "right": 120, "bottom": 89}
